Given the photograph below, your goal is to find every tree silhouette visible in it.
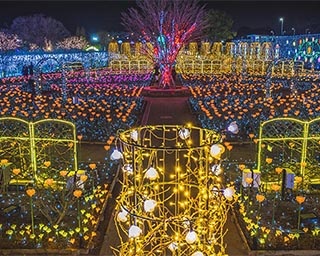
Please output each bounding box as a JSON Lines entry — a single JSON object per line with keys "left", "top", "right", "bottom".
{"left": 204, "top": 10, "right": 236, "bottom": 42}
{"left": 121, "top": 0, "right": 208, "bottom": 88}
{"left": 8, "top": 14, "right": 70, "bottom": 48}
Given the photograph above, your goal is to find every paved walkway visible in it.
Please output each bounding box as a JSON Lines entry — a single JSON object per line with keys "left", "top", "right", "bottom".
{"left": 99, "top": 93, "right": 249, "bottom": 256}
{"left": 141, "top": 96, "right": 198, "bottom": 125}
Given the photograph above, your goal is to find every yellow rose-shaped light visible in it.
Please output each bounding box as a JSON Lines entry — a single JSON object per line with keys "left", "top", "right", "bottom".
{"left": 44, "top": 161, "right": 51, "bottom": 167}
{"left": 275, "top": 167, "right": 282, "bottom": 174}
{"left": 271, "top": 184, "right": 281, "bottom": 192}
{"left": 245, "top": 177, "right": 253, "bottom": 184}
{"left": 44, "top": 178, "right": 54, "bottom": 187}
{"left": 266, "top": 158, "right": 273, "bottom": 164}
{"left": 0, "top": 159, "right": 8, "bottom": 165}
{"left": 26, "top": 188, "right": 36, "bottom": 197}
{"left": 89, "top": 163, "right": 96, "bottom": 170}
{"left": 73, "top": 190, "right": 83, "bottom": 198}
{"left": 256, "top": 194, "right": 265, "bottom": 203}
{"left": 12, "top": 168, "right": 21, "bottom": 175}
{"left": 295, "top": 176, "right": 303, "bottom": 183}
{"left": 227, "top": 145, "right": 233, "bottom": 151}
{"left": 296, "top": 195, "right": 305, "bottom": 204}
{"left": 80, "top": 175, "right": 88, "bottom": 182}
{"left": 60, "top": 170, "right": 68, "bottom": 177}
{"left": 239, "top": 164, "right": 246, "bottom": 171}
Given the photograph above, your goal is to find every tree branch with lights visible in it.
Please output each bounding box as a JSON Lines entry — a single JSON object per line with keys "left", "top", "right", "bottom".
{"left": 121, "top": 0, "right": 208, "bottom": 88}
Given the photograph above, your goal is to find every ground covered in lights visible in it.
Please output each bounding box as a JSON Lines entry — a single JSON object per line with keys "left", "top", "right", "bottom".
{"left": 1, "top": 70, "right": 320, "bottom": 252}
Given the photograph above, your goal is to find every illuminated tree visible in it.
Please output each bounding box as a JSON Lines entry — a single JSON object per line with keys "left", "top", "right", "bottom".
{"left": 0, "top": 31, "right": 22, "bottom": 51}
{"left": 0, "top": 32, "right": 22, "bottom": 77}
{"left": 56, "top": 36, "right": 88, "bottom": 50}
{"left": 8, "top": 14, "right": 70, "bottom": 48}
{"left": 121, "top": 0, "right": 208, "bottom": 88}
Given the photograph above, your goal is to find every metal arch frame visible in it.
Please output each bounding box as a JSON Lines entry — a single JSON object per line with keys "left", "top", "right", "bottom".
{"left": 34, "top": 57, "right": 69, "bottom": 101}
{"left": 0, "top": 117, "right": 78, "bottom": 185}
{"left": 257, "top": 117, "right": 320, "bottom": 177}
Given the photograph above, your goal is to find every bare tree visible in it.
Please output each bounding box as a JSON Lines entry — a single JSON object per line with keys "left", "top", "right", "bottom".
{"left": 56, "top": 36, "right": 88, "bottom": 50}
{"left": 8, "top": 14, "right": 70, "bottom": 48}
{"left": 0, "top": 31, "right": 22, "bottom": 51}
{"left": 121, "top": 0, "right": 208, "bottom": 88}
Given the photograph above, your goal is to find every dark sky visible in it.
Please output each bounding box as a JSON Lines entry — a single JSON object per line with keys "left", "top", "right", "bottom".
{"left": 0, "top": 1, "right": 320, "bottom": 35}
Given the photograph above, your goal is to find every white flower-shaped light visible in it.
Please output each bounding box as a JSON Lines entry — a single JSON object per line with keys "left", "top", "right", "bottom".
{"left": 144, "top": 199, "right": 157, "bottom": 212}
{"left": 185, "top": 230, "right": 197, "bottom": 244}
{"left": 192, "top": 251, "right": 204, "bottom": 256}
{"left": 211, "top": 163, "right": 223, "bottom": 176}
{"left": 117, "top": 210, "right": 128, "bottom": 222}
{"left": 130, "top": 130, "right": 138, "bottom": 142}
{"left": 145, "top": 167, "right": 159, "bottom": 180}
{"left": 223, "top": 187, "right": 235, "bottom": 200}
{"left": 179, "top": 128, "right": 190, "bottom": 140}
{"left": 227, "top": 121, "right": 239, "bottom": 134}
{"left": 128, "top": 225, "right": 142, "bottom": 238}
{"left": 168, "top": 242, "right": 178, "bottom": 252}
{"left": 122, "top": 164, "right": 133, "bottom": 174}
{"left": 210, "top": 144, "right": 225, "bottom": 158}
{"left": 110, "top": 149, "right": 123, "bottom": 160}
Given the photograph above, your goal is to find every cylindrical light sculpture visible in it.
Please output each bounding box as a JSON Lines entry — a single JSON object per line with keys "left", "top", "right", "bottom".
{"left": 113, "top": 124, "right": 237, "bottom": 255}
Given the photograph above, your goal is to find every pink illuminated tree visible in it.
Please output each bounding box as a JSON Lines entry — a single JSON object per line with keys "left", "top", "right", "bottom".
{"left": 121, "top": 0, "right": 208, "bottom": 88}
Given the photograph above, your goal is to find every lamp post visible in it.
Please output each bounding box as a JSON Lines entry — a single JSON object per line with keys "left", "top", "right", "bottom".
{"left": 292, "top": 27, "right": 295, "bottom": 36}
{"left": 279, "top": 17, "right": 284, "bottom": 36}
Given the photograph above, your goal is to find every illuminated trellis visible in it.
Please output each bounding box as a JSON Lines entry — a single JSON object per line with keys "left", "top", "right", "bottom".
{"left": 0, "top": 117, "right": 78, "bottom": 188}
{"left": 257, "top": 117, "right": 320, "bottom": 185}
{"left": 113, "top": 125, "right": 237, "bottom": 256}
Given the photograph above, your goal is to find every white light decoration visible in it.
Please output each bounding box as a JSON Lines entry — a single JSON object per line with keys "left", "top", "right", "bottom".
{"left": 185, "top": 230, "right": 198, "bottom": 244}
{"left": 114, "top": 125, "right": 236, "bottom": 255}
{"left": 144, "top": 166, "right": 159, "bottom": 180}
{"left": 128, "top": 225, "right": 142, "bottom": 238}
{"left": 223, "top": 187, "right": 235, "bottom": 200}
{"left": 122, "top": 164, "right": 133, "bottom": 174}
{"left": 130, "top": 130, "right": 138, "bottom": 142}
{"left": 117, "top": 210, "right": 128, "bottom": 222}
{"left": 192, "top": 251, "right": 204, "bottom": 256}
{"left": 168, "top": 242, "right": 178, "bottom": 252}
{"left": 210, "top": 144, "right": 225, "bottom": 158}
{"left": 211, "top": 163, "right": 223, "bottom": 176}
{"left": 227, "top": 121, "right": 239, "bottom": 134}
{"left": 179, "top": 128, "right": 190, "bottom": 140}
{"left": 143, "top": 199, "right": 157, "bottom": 212}
{"left": 110, "top": 149, "right": 123, "bottom": 160}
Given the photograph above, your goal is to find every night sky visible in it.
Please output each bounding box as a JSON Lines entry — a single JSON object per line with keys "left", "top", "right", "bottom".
{"left": 0, "top": 1, "right": 320, "bottom": 36}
